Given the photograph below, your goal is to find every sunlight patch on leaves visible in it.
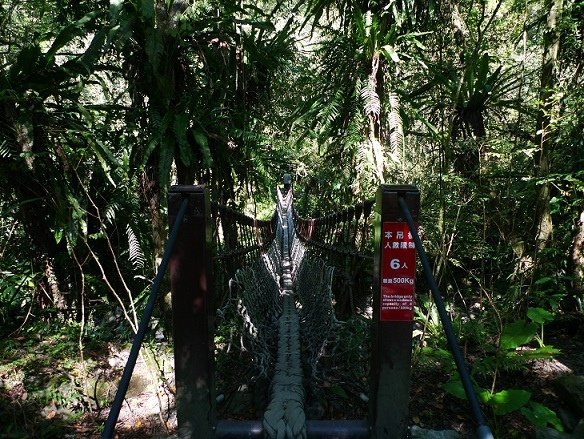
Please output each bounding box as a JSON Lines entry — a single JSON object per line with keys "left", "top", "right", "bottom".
{"left": 360, "top": 81, "right": 380, "bottom": 119}
{"left": 387, "top": 93, "right": 403, "bottom": 161}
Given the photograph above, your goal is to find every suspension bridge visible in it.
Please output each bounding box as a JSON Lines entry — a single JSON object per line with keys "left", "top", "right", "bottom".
{"left": 101, "top": 176, "right": 494, "bottom": 439}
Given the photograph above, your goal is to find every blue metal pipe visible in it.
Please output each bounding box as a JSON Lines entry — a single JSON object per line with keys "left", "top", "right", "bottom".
{"left": 101, "top": 196, "right": 190, "bottom": 439}
{"left": 215, "top": 420, "right": 370, "bottom": 438}
{"left": 398, "top": 196, "right": 494, "bottom": 439}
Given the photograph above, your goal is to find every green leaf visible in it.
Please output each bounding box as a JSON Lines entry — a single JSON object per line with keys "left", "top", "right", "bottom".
{"left": 500, "top": 320, "right": 537, "bottom": 350}
{"left": 145, "top": 28, "right": 164, "bottom": 71}
{"left": 527, "top": 308, "right": 554, "bottom": 325}
{"left": 138, "top": 0, "right": 155, "bottom": 20}
{"left": 478, "top": 388, "right": 491, "bottom": 404}
{"left": 520, "top": 401, "right": 564, "bottom": 431}
{"left": 476, "top": 53, "right": 490, "bottom": 94}
{"left": 82, "top": 129, "right": 116, "bottom": 164}
{"left": 159, "top": 135, "right": 175, "bottom": 190}
{"left": 192, "top": 129, "right": 213, "bottom": 168}
{"left": 133, "top": 137, "right": 159, "bottom": 173}
{"left": 173, "top": 113, "right": 192, "bottom": 167}
{"left": 443, "top": 378, "right": 467, "bottom": 400}
{"left": 79, "top": 28, "right": 107, "bottom": 72}
{"left": 520, "top": 345, "right": 560, "bottom": 359}
{"left": 65, "top": 193, "right": 87, "bottom": 248}
{"left": 330, "top": 385, "right": 349, "bottom": 399}
{"left": 535, "top": 276, "right": 554, "bottom": 285}
{"left": 443, "top": 377, "right": 489, "bottom": 403}
{"left": 10, "top": 45, "right": 42, "bottom": 78}
{"left": 54, "top": 229, "right": 64, "bottom": 245}
{"left": 46, "top": 11, "right": 102, "bottom": 63}
{"left": 381, "top": 45, "right": 400, "bottom": 63}
{"left": 488, "top": 389, "right": 531, "bottom": 415}
{"left": 411, "top": 38, "right": 427, "bottom": 50}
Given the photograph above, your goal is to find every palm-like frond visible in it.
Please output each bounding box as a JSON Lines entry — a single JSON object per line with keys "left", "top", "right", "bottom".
{"left": 360, "top": 80, "right": 380, "bottom": 120}
{"left": 126, "top": 223, "right": 145, "bottom": 270}
{"left": 0, "top": 140, "right": 11, "bottom": 158}
{"left": 387, "top": 93, "right": 403, "bottom": 160}
{"left": 317, "top": 90, "right": 342, "bottom": 127}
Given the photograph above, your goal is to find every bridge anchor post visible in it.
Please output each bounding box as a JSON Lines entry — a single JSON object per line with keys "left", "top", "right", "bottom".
{"left": 370, "top": 185, "right": 420, "bottom": 439}
{"left": 168, "top": 185, "right": 215, "bottom": 439}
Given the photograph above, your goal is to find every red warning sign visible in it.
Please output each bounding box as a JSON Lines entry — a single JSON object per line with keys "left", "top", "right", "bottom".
{"left": 380, "top": 222, "right": 417, "bottom": 321}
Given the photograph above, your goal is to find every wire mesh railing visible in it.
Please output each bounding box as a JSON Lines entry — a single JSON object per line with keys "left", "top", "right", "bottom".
{"left": 293, "top": 199, "right": 374, "bottom": 259}
{"left": 293, "top": 198, "right": 375, "bottom": 318}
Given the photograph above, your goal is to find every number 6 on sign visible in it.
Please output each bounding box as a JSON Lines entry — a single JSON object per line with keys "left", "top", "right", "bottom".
{"left": 390, "top": 259, "right": 400, "bottom": 269}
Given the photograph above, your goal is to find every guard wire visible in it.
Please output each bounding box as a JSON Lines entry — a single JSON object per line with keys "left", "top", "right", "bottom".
{"left": 397, "top": 196, "right": 494, "bottom": 439}
{"left": 101, "top": 195, "right": 190, "bottom": 439}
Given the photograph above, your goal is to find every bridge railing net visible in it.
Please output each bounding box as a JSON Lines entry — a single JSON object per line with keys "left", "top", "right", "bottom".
{"left": 212, "top": 202, "right": 277, "bottom": 259}
{"left": 212, "top": 188, "right": 372, "bottom": 426}
{"left": 293, "top": 199, "right": 375, "bottom": 316}
{"left": 211, "top": 202, "right": 278, "bottom": 306}
{"left": 291, "top": 236, "right": 336, "bottom": 377}
{"left": 211, "top": 193, "right": 288, "bottom": 419}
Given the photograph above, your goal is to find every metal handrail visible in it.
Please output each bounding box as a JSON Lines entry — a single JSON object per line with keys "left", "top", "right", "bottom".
{"left": 101, "top": 196, "right": 190, "bottom": 438}
{"left": 398, "top": 196, "right": 494, "bottom": 439}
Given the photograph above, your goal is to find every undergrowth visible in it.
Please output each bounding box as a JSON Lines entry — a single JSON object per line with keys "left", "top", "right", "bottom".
{"left": 0, "top": 316, "right": 171, "bottom": 438}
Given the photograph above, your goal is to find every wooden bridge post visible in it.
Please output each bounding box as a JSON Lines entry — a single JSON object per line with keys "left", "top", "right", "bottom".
{"left": 370, "top": 185, "right": 420, "bottom": 439}
{"left": 168, "top": 185, "right": 215, "bottom": 439}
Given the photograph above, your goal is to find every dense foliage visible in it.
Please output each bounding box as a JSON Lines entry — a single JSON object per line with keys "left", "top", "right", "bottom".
{"left": 1, "top": 0, "right": 583, "bottom": 436}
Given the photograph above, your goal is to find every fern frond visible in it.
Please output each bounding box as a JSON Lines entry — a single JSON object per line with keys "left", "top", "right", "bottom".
{"left": 387, "top": 93, "right": 403, "bottom": 160}
{"left": 370, "top": 138, "right": 385, "bottom": 183}
{"left": 145, "top": 29, "right": 164, "bottom": 71}
{"left": 0, "top": 140, "right": 11, "bottom": 158}
{"left": 149, "top": 107, "right": 163, "bottom": 131}
{"left": 360, "top": 81, "right": 380, "bottom": 119}
{"left": 103, "top": 202, "right": 120, "bottom": 225}
{"left": 158, "top": 135, "right": 175, "bottom": 189}
{"left": 316, "top": 89, "right": 343, "bottom": 134}
{"left": 355, "top": 140, "right": 368, "bottom": 177}
{"left": 173, "top": 113, "right": 192, "bottom": 167}
{"left": 126, "top": 224, "right": 145, "bottom": 270}
{"left": 353, "top": 139, "right": 380, "bottom": 195}
{"left": 232, "top": 128, "right": 264, "bottom": 144}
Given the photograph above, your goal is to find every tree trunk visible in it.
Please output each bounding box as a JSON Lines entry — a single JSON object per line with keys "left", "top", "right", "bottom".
{"left": 571, "top": 210, "right": 584, "bottom": 298}
{"left": 1, "top": 101, "right": 69, "bottom": 315}
{"left": 141, "top": 159, "right": 164, "bottom": 269}
{"left": 534, "top": 0, "right": 563, "bottom": 251}
{"left": 364, "top": 52, "right": 385, "bottom": 185}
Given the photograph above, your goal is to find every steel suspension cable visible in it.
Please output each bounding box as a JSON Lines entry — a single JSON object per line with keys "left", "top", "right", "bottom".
{"left": 101, "top": 196, "right": 190, "bottom": 439}
{"left": 397, "top": 196, "right": 494, "bottom": 439}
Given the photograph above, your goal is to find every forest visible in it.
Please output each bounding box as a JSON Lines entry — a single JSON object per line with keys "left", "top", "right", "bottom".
{"left": 1, "top": 0, "right": 583, "bottom": 437}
